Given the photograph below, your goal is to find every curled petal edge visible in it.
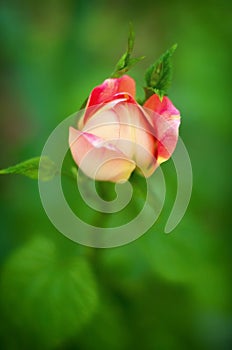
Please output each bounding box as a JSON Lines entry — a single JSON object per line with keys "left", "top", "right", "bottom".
{"left": 87, "top": 75, "right": 136, "bottom": 108}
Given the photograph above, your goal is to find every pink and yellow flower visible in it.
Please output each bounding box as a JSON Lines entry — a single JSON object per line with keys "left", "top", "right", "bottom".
{"left": 69, "top": 75, "right": 180, "bottom": 182}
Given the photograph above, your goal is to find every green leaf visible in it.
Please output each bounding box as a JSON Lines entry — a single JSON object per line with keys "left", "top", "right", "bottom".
{"left": 145, "top": 44, "right": 177, "bottom": 97}
{"left": 111, "top": 24, "right": 145, "bottom": 78}
{"left": 0, "top": 235, "right": 99, "bottom": 349}
{"left": 0, "top": 156, "right": 58, "bottom": 181}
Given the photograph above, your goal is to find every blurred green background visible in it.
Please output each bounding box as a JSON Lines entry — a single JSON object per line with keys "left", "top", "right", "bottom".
{"left": 0, "top": 0, "right": 231, "bottom": 349}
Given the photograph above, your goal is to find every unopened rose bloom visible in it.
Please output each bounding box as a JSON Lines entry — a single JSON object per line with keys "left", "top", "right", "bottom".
{"left": 69, "top": 75, "right": 180, "bottom": 182}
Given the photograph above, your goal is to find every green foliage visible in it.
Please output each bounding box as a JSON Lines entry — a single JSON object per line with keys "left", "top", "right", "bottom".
{"left": 145, "top": 44, "right": 177, "bottom": 98}
{"left": 0, "top": 236, "right": 99, "bottom": 349}
{"left": 0, "top": 156, "right": 58, "bottom": 181}
{"left": 77, "top": 295, "right": 130, "bottom": 350}
{"left": 111, "top": 24, "right": 145, "bottom": 78}
{"left": 0, "top": 1, "right": 231, "bottom": 349}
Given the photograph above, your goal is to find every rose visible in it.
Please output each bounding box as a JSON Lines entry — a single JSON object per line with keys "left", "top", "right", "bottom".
{"left": 69, "top": 75, "right": 180, "bottom": 182}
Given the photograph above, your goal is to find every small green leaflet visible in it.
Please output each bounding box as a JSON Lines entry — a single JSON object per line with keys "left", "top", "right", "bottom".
{"left": 145, "top": 44, "right": 177, "bottom": 98}
{"left": 111, "top": 24, "right": 145, "bottom": 78}
{"left": 0, "top": 156, "right": 58, "bottom": 181}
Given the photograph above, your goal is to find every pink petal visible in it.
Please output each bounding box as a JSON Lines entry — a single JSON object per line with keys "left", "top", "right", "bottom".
{"left": 82, "top": 94, "right": 137, "bottom": 139}
{"left": 144, "top": 94, "right": 180, "bottom": 116}
{"left": 84, "top": 101, "right": 157, "bottom": 177}
{"left": 153, "top": 114, "right": 180, "bottom": 163}
{"left": 69, "top": 127, "right": 136, "bottom": 182}
{"left": 112, "top": 102, "right": 157, "bottom": 177}
{"left": 82, "top": 106, "right": 120, "bottom": 141}
{"left": 117, "top": 75, "right": 136, "bottom": 97}
{"left": 143, "top": 95, "right": 181, "bottom": 164}
{"left": 87, "top": 75, "right": 136, "bottom": 108}
{"left": 81, "top": 76, "right": 136, "bottom": 127}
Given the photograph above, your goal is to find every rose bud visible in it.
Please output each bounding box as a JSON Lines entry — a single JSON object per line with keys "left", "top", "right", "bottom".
{"left": 69, "top": 75, "right": 180, "bottom": 183}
